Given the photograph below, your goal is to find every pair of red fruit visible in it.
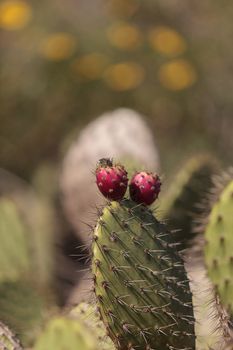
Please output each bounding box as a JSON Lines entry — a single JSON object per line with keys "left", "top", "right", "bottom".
{"left": 96, "top": 158, "right": 161, "bottom": 206}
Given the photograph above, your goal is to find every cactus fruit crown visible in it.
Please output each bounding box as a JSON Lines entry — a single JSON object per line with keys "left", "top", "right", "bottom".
{"left": 97, "top": 158, "right": 114, "bottom": 168}
{"left": 92, "top": 198, "right": 195, "bottom": 350}
{"left": 204, "top": 179, "right": 233, "bottom": 314}
{"left": 96, "top": 158, "right": 128, "bottom": 201}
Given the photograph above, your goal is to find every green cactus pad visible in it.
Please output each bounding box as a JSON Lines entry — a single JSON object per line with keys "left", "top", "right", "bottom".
{"left": 0, "top": 281, "right": 44, "bottom": 345}
{"left": 33, "top": 316, "right": 98, "bottom": 350}
{"left": 71, "top": 303, "right": 115, "bottom": 350}
{"left": 92, "top": 199, "right": 195, "bottom": 350}
{"left": 159, "top": 155, "right": 218, "bottom": 249}
{"left": 0, "top": 198, "right": 30, "bottom": 282}
{"left": 0, "top": 322, "right": 22, "bottom": 350}
{"left": 204, "top": 180, "right": 233, "bottom": 314}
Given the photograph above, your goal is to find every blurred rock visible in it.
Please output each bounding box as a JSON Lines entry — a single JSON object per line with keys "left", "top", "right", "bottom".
{"left": 60, "top": 108, "right": 160, "bottom": 244}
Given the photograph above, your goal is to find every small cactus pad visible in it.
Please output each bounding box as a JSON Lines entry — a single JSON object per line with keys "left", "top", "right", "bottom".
{"left": 0, "top": 198, "right": 30, "bottom": 282}
{"left": 92, "top": 199, "right": 195, "bottom": 350}
{"left": 204, "top": 180, "right": 233, "bottom": 314}
{"left": 0, "top": 281, "right": 44, "bottom": 345}
{"left": 0, "top": 322, "right": 22, "bottom": 350}
{"left": 71, "top": 302, "right": 115, "bottom": 350}
{"left": 159, "top": 155, "right": 218, "bottom": 249}
{"left": 34, "top": 316, "right": 98, "bottom": 350}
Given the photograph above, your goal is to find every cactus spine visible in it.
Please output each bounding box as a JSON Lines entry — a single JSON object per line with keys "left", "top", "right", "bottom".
{"left": 204, "top": 179, "right": 233, "bottom": 314}
{"left": 92, "top": 199, "right": 195, "bottom": 350}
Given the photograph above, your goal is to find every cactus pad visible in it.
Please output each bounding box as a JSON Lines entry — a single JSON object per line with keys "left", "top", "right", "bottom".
{"left": 204, "top": 180, "right": 233, "bottom": 314}
{"left": 34, "top": 316, "right": 98, "bottom": 350}
{"left": 159, "top": 155, "right": 218, "bottom": 249}
{"left": 0, "top": 281, "right": 44, "bottom": 345}
{"left": 0, "top": 198, "right": 30, "bottom": 282}
{"left": 92, "top": 199, "right": 195, "bottom": 349}
{"left": 71, "top": 302, "right": 115, "bottom": 350}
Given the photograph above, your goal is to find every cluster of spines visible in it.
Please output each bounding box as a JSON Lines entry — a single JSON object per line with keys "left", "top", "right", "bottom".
{"left": 92, "top": 199, "right": 195, "bottom": 350}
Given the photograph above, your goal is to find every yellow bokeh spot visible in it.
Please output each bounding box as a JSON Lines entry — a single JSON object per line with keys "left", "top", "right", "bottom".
{"left": 40, "top": 33, "right": 76, "bottom": 61}
{"left": 103, "top": 62, "right": 145, "bottom": 91}
{"left": 0, "top": 0, "right": 32, "bottom": 30}
{"left": 158, "top": 59, "right": 197, "bottom": 91}
{"left": 148, "top": 26, "right": 186, "bottom": 56}
{"left": 71, "top": 53, "right": 109, "bottom": 80}
{"left": 107, "top": 22, "right": 142, "bottom": 50}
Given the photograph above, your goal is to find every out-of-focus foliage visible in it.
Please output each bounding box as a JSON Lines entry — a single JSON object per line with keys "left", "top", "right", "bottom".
{"left": 1, "top": 0, "right": 232, "bottom": 178}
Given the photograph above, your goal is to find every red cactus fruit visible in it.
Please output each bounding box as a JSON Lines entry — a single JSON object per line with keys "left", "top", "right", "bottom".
{"left": 96, "top": 158, "right": 128, "bottom": 201}
{"left": 129, "top": 171, "right": 161, "bottom": 205}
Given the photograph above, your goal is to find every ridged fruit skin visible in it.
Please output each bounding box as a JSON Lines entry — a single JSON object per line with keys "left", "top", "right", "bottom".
{"left": 92, "top": 199, "right": 195, "bottom": 350}
{"left": 129, "top": 171, "right": 161, "bottom": 205}
{"left": 204, "top": 180, "right": 233, "bottom": 315}
{"left": 159, "top": 155, "right": 218, "bottom": 249}
{"left": 96, "top": 159, "right": 128, "bottom": 201}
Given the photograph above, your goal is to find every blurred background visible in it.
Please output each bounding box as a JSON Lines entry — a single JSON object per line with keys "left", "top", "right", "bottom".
{"left": 1, "top": 0, "right": 233, "bottom": 178}
{"left": 0, "top": 0, "right": 233, "bottom": 347}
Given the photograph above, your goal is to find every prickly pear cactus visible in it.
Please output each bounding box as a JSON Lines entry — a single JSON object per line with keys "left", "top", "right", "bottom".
{"left": 33, "top": 316, "right": 98, "bottom": 350}
{"left": 159, "top": 155, "right": 218, "bottom": 249}
{"left": 92, "top": 199, "right": 195, "bottom": 350}
{"left": 0, "top": 321, "right": 22, "bottom": 350}
{"left": 71, "top": 302, "right": 115, "bottom": 350}
{"left": 204, "top": 180, "right": 233, "bottom": 314}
